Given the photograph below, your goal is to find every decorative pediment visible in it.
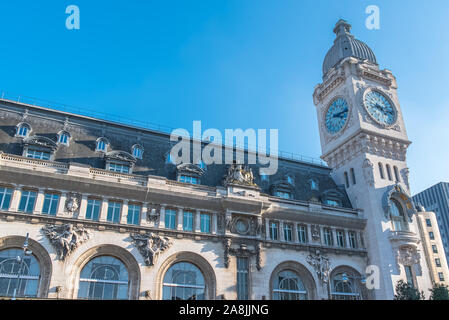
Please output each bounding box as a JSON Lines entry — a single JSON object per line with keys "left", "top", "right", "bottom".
{"left": 177, "top": 163, "right": 204, "bottom": 176}
{"left": 105, "top": 150, "right": 136, "bottom": 163}
{"left": 382, "top": 183, "right": 416, "bottom": 220}
{"left": 23, "top": 135, "right": 58, "bottom": 151}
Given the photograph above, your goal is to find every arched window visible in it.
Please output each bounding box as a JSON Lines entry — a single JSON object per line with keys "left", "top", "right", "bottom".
{"left": 390, "top": 199, "right": 408, "bottom": 231}
{"left": 272, "top": 270, "right": 307, "bottom": 300}
{"left": 162, "top": 262, "right": 206, "bottom": 300}
{"left": 96, "top": 138, "right": 109, "bottom": 152}
{"left": 378, "top": 163, "right": 385, "bottom": 179}
{"left": 344, "top": 172, "right": 349, "bottom": 188}
{"left": 131, "top": 145, "right": 143, "bottom": 159}
{"left": 350, "top": 168, "right": 356, "bottom": 185}
{"left": 57, "top": 131, "right": 70, "bottom": 146}
{"left": 386, "top": 164, "right": 393, "bottom": 181}
{"left": 331, "top": 273, "right": 361, "bottom": 300}
{"left": 16, "top": 123, "right": 31, "bottom": 138}
{"left": 0, "top": 248, "right": 40, "bottom": 298}
{"left": 78, "top": 256, "right": 129, "bottom": 300}
{"left": 393, "top": 166, "right": 400, "bottom": 182}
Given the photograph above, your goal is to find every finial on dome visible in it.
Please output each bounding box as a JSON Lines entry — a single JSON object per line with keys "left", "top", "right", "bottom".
{"left": 333, "top": 19, "right": 352, "bottom": 37}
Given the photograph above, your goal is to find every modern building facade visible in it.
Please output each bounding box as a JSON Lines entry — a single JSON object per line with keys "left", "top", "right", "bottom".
{"left": 413, "top": 182, "right": 449, "bottom": 263}
{"left": 0, "top": 20, "right": 446, "bottom": 300}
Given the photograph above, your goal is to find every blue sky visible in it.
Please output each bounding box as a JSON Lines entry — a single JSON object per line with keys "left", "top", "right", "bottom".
{"left": 0, "top": 0, "right": 448, "bottom": 195}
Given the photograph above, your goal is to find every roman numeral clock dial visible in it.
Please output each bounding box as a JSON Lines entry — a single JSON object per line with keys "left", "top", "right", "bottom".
{"left": 325, "top": 97, "right": 349, "bottom": 134}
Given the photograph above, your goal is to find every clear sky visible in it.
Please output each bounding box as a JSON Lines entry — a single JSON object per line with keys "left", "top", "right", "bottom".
{"left": 0, "top": 0, "right": 448, "bottom": 195}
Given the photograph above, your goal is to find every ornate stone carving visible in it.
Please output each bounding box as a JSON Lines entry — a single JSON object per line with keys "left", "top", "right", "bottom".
{"left": 382, "top": 184, "right": 416, "bottom": 220}
{"left": 223, "top": 238, "right": 231, "bottom": 268}
{"left": 401, "top": 167, "right": 410, "bottom": 190}
{"left": 223, "top": 163, "right": 257, "bottom": 187}
{"left": 223, "top": 240, "right": 262, "bottom": 271}
{"left": 306, "top": 250, "right": 331, "bottom": 285}
{"left": 146, "top": 204, "right": 161, "bottom": 223}
{"left": 397, "top": 245, "right": 421, "bottom": 266}
{"left": 65, "top": 193, "right": 81, "bottom": 216}
{"left": 23, "top": 135, "right": 58, "bottom": 151}
{"left": 255, "top": 242, "right": 262, "bottom": 271}
{"left": 42, "top": 224, "right": 90, "bottom": 261}
{"left": 311, "top": 225, "right": 320, "bottom": 240}
{"left": 227, "top": 214, "right": 262, "bottom": 237}
{"left": 130, "top": 232, "right": 172, "bottom": 266}
{"left": 362, "top": 158, "right": 374, "bottom": 187}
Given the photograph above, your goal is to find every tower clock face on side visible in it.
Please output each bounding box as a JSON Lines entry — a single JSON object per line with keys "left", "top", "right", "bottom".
{"left": 363, "top": 90, "right": 397, "bottom": 126}
{"left": 325, "top": 97, "right": 349, "bottom": 134}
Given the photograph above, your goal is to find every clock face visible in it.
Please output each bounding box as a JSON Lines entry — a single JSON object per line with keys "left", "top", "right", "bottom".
{"left": 363, "top": 91, "right": 397, "bottom": 126}
{"left": 325, "top": 98, "right": 349, "bottom": 134}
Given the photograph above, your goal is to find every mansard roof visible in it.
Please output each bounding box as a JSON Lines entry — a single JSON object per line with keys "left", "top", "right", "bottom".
{"left": 0, "top": 99, "right": 353, "bottom": 208}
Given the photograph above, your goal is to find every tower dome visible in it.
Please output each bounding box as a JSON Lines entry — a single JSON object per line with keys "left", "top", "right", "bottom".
{"left": 322, "top": 20, "right": 377, "bottom": 76}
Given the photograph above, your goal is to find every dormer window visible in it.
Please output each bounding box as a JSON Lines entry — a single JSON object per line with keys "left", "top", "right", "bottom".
{"left": 166, "top": 153, "right": 176, "bottom": 165}
{"left": 309, "top": 179, "right": 319, "bottom": 191}
{"left": 16, "top": 123, "right": 31, "bottom": 138}
{"left": 271, "top": 175, "right": 295, "bottom": 200}
{"left": 275, "top": 191, "right": 292, "bottom": 200}
{"left": 322, "top": 189, "right": 344, "bottom": 207}
{"left": 105, "top": 151, "right": 136, "bottom": 174}
{"left": 324, "top": 199, "right": 340, "bottom": 207}
{"left": 22, "top": 136, "right": 58, "bottom": 161}
{"left": 176, "top": 163, "right": 204, "bottom": 185}
{"left": 57, "top": 131, "right": 70, "bottom": 146}
{"left": 96, "top": 138, "right": 109, "bottom": 153}
{"left": 198, "top": 160, "right": 207, "bottom": 170}
{"left": 132, "top": 145, "right": 143, "bottom": 160}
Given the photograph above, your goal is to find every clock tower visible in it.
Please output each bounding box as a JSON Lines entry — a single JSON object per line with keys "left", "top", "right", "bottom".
{"left": 313, "top": 20, "right": 433, "bottom": 299}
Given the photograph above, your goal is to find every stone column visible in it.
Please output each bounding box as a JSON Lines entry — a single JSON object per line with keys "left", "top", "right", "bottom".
{"left": 34, "top": 189, "right": 45, "bottom": 214}
{"left": 177, "top": 207, "right": 183, "bottom": 230}
{"left": 195, "top": 209, "right": 201, "bottom": 232}
{"left": 9, "top": 186, "right": 22, "bottom": 212}
{"left": 293, "top": 223, "right": 299, "bottom": 243}
{"left": 344, "top": 229, "right": 350, "bottom": 248}
{"left": 78, "top": 195, "right": 88, "bottom": 220}
{"left": 265, "top": 219, "right": 270, "bottom": 240}
{"left": 99, "top": 198, "right": 109, "bottom": 222}
{"left": 212, "top": 212, "right": 217, "bottom": 235}
{"left": 158, "top": 205, "right": 166, "bottom": 228}
{"left": 140, "top": 203, "right": 149, "bottom": 226}
{"left": 120, "top": 200, "right": 129, "bottom": 224}
{"left": 279, "top": 221, "right": 285, "bottom": 242}
{"left": 56, "top": 192, "right": 67, "bottom": 217}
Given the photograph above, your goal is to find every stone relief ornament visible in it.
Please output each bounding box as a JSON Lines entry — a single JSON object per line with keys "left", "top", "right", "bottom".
{"left": 130, "top": 232, "right": 172, "bottom": 266}
{"left": 311, "top": 225, "right": 320, "bottom": 240}
{"left": 362, "top": 159, "right": 374, "bottom": 187}
{"left": 65, "top": 193, "right": 81, "bottom": 216}
{"left": 306, "top": 250, "right": 331, "bottom": 285}
{"left": 146, "top": 204, "right": 161, "bottom": 223}
{"left": 223, "top": 238, "right": 231, "bottom": 268}
{"left": 400, "top": 167, "right": 410, "bottom": 190}
{"left": 223, "top": 163, "right": 257, "bottom": 187}
{"left": 397, "top": 245, "right": 421, "bottom": 266}
{"left": 223, "top": 240, "right": 262, "bottom": 271}
{"left": 42, "top": 224, "right": 90, "bottom": 261}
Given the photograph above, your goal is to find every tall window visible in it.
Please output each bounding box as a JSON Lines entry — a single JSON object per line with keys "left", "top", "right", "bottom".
{"left": 390, "top": 199, "right": 408, "bottom": 231}
{"left": 183, "top": 211, "right": 194, "bottom": 232}
{"left": 0, "top": 187, "right": 13, "bottom": 210}
{"left": 283, "top": 224, "right": 293, "bottom": 242}
{"left": 107, "top": 201, "right": 122, "bottom": 223}
{"left": 162, "top": 262, "right": 205, "bottom": 300}
{"left": 236, "top": 257, "right": 249, "bottom": 300}
{"left": 165, "top": 209, "right": 177, "bottom": 230}
{"left": 386, "top": 164, "right": 393, "bottom": 181}
{"left": 297, "top": 225, "right": 307, "bottom": 244}
{"left": 435, "top": 258, "right": 442, "bottom": 267}
{"left": 439, "top": 273, "right": 445, "bottom": 282}
{"left": 336, "top": 230, "right": 346, "bottom": 247}
{"left": 270, "top": 221, "right": 279, "bottom": 240}
{"left": 42, "top": 193, "right": 59, "bottom": 215}
{"left": 109, "top": 163, "right": 130, "bottom": 174}
{"left": 404, "top": 266, "right": 414, "bottom": 287}
{"left": 429, "top": 232, "right": 435, "bottom": 240}
{"left": 0, "top": 249, "right": 40, "bottom": 298}
{"left": 426, "top": 219, "right": 432, "bottom": 227}
{"left": 273, "top": 270, "right": 307, "bottom": 300}
{"left": 393, "top": 166, "right": 400, "bottom": 182}
{"left": 26, "top": 149, "right": 51, "bottom": 160}
{"left": 378, "top": 163, "right": 385, "bottom": 179}
{"left": 344, "top": 172, "right": 349, "bottom": 188}
{"left": 331, "top": 273, "right": 360, "bottom": 300}
{"left": 78, "top": 256, "right": 129, "bottom": 300}
{"left": 432, "top": 245, "right": 438, "bottom": 253}
{"left": 324, "top": 228, "right": 333, "bottom": 246}
{"left": 127, "top": 204, "right": 141, "bottom": 225}
{"left": 18, "top": 190, "right": 37, "bottom": 213}
{"left": 85, "top": 199, "right": 101, "bottom": 221}
{"left": 200, "top": 213, "right": 211, "bottom": 233}
{"left": 350, "top": 168, "right": 356, "bottom": 185}
{"left": 348, "top": 232, "right": 357, "bottom": 249}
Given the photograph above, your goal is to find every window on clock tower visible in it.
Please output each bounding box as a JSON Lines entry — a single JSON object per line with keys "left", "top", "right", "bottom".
{"left": 344, "top": 172, "right": 349, "bottom": 188}
{"left": 393, "top": 166, "right": 401, "bottom": 182}
{"left": 378, "top": 163, "right": 385, "bottom": 180}
{"left": 390, "top": 199, "right": 408, "bottom": 232}
{"left": 350, "top": 168, "right": 356, "bottom": 185}
{"left": 386, "top": 165, "right": 393, "bottom": 181}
